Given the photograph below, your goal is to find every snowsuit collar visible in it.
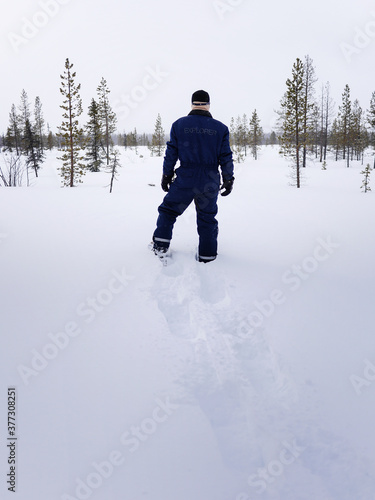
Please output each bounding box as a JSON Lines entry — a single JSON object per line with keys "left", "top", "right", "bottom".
{"left": 188, "top": 109, "right": 213, "bottom": 118}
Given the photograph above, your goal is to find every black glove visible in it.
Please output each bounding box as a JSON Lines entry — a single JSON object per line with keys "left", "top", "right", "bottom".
{"left": 220, "top": 177, "right": 234, "bottom": 196}
{"left": 161, "top": 173, "right": 174, "bottom": 192}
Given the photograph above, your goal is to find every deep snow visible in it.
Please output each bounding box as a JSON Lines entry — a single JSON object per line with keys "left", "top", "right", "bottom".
{"left": 1, "top": 146, "right": 375, "bottom": 500}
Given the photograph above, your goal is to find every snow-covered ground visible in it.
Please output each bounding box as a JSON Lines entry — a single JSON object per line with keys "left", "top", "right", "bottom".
{"left": 1, "top": 146, "right": 375, "bottom": 500}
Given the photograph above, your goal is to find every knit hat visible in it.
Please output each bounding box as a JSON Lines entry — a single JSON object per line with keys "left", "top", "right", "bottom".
{"left": 192, "top": 90, "right": 210, "bottom": 105}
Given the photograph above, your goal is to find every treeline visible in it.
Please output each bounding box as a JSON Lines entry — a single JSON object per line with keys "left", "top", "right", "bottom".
{"left": 2, "top": 55, "right": 375, "bottom": 188}
{"left": 228, "top": 55, "right": 375, "bottom": 184}
{"left": 1, "top": 58, "right": 166, "bottom": 187}
{"left": 277, "top": 55, "right": 375, "bottom": 187}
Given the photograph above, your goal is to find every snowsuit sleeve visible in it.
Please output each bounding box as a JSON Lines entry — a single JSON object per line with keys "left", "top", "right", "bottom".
{"left": 163, "top": 123, "right": 179, "bottom": 177}
{"left": 219, "top": 127, "right": 234, "bottom": 181}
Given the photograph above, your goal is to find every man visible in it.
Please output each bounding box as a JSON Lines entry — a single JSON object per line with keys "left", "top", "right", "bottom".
{"left": 152, "top": 90, "right": 234, "bottom": 263}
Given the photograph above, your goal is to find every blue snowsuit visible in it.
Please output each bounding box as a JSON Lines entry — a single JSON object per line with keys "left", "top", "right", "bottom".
{"left": 153, "top": 109, "right": 234, "bottom": 261}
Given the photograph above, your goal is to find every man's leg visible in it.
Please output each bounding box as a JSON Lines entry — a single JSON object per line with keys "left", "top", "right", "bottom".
{"left": 153, "top": 184, "right": 194, "bottom": 251}
{"left": 194, "top": 189, "right": 219, "bottom": 262}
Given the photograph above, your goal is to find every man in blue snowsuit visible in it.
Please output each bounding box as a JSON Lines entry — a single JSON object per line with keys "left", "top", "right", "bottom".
{"left": 152, "top": 90, "right": 234, "bottom": 263}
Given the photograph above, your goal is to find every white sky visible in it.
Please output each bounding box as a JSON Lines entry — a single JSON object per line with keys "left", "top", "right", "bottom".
{"left": 1, "top": 0, "right": 375, "bottom": 135}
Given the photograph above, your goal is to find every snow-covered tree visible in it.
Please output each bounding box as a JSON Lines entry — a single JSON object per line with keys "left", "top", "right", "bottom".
{"left": 57, "top": 58, "right": 86, "bottom": 187}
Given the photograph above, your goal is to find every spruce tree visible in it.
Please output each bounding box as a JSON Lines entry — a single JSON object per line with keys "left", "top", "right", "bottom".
{"left": 249, "top": 109, "right": 263, "bottom": 160}
{"left": 57, "top": 58, "right": 86, "bottom": 187}
{"left": 279, "top": 58, "right": 306, "bottom": 188}
{"left": 150, "top": 113, "right": 165, "bottom": 156}
{"left": 97, "top": 78, "right": 117, "bottom": 165}
{"left": 360, "top": 164, "right": 371, "bottom": 193}
{"left": 85, "top": 98, "right": 104, "bottom": 172}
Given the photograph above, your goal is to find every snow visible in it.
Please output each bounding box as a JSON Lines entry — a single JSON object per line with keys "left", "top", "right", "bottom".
{"left": 1, "top": 146, "right": 375, "bottom": 500}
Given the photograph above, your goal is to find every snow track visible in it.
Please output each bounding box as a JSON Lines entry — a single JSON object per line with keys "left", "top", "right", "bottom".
{"left": 150, "top": 250, "right": 375, "bottom": 499}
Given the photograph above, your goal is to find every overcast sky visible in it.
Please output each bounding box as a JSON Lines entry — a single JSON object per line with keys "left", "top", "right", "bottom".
{"left": 1, "top": 0, "right": 375, "bottom": 135}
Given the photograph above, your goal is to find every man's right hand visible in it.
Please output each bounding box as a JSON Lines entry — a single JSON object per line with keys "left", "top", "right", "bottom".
{"left": 161, "top": 174, "right": 174, "bottom": 192}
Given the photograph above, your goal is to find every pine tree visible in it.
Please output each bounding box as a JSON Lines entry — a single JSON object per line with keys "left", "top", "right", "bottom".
{"left": 319, "top": 82, "right": 334, "bottom": 162}
{"left": 97, "top": 78, "right": 117, "bottom": 165}
{"left": 57, "top": 58, "right": 86, "bottom": 187}
{"left": 338, "top": 84, "right": 352, "bottom": 168}
{"left": 329, "top": 117, "right": 341, "bottom": 161}
{"left": 242, "top": 114, "right": 249, "bottom": 156}
{"left": 107, "top": 149, "right": 121, "bottom": 193}
{"left": 279, "top": 58, "right": 306, "bottom": 188}
{"left": 367, "top": 91, "right": 375, "bottom": 168}
{"left": 301, "top": 55, "right": 317, "bottom": 167}
{"left": 5, "top": 104, "right": 22, "bottom": 155}
{"left": 127, "top": 128, "right": 139, "bottom": 153}
{"left": 230, "top": 116, "right": 246, "bottom": 163}
{"left": 85, "top": 98, "right": 104, "bottom": 172}
{"left": 24, "top": 118, "right": 45, "bottom": 179}
{"left": 269, "top": 131, "right": 277, "bottom": 145}
{"left": 249, "top": 109, "right": 263, "bottom": 160}
{"left": 34, "top": 96, "right": 45, "bottom": 153}
{"left": 47, "top": 128, "right": 55, "bottom": 150}
{"left": 18, "top": 89, "right": 31, "bottom": 155}
{"left": 150, "top": 113, "right": 165, "bottom": 156}
{"left": 350, "top": 99, "right": 366, "bottom": 162}
{"left": 360, "top": 164, "right": 371, "bottom": 192}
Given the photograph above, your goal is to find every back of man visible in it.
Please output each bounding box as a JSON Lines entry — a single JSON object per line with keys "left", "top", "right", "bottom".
{"left": 152, "top": 90, "right": 234, "bottom": 263}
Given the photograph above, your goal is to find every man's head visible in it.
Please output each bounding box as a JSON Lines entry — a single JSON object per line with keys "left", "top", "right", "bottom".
{"left": 191, "top": 90, "right": 210, "bottom": 111}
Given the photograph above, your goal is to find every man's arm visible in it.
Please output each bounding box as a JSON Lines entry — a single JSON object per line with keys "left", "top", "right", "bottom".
{"left": 219, "top": 127, "right": 234, "bottom": 181}
{"left": 163, "top": 123, "right": 179, "bottom": 177}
